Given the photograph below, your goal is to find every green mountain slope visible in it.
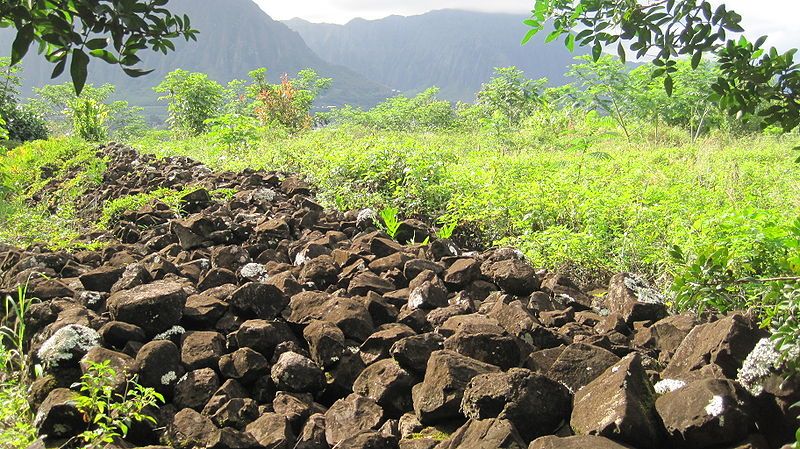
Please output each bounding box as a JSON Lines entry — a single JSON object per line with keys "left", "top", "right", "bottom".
{"left": 0, "top": 0, "right": 392, "bottom": 115}
{"left": 285, "top": 9, "right": 584, "bottom": 101}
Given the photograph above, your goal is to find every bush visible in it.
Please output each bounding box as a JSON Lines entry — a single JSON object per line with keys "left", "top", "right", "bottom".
{"left": 155, "top": 70, "right": 226, "bottom": 136}
{"left": 4, "top": 107, "right": 48, "bottom": 142}
{"left": 324, "top": 88, "right": 457, "bottom": 132}
{"left": 251, "top": 69, "right": 331, "bottom": 133}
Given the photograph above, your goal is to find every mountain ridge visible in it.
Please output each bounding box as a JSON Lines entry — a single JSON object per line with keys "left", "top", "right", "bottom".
{"left": 284, "top": 9, "right": 584, "bottom": 102}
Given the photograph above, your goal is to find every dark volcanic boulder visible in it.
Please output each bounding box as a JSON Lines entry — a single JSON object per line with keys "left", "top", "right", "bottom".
{"left": 605, "top": 273, "right": 668, "bottom": 324}
{"left": 78, "top": 264, "right": 125, "bottom": 292}
{"left": 439, "top": 418, "right": 526, "bottom": 449}
{"left": 229, "top": 282, "right": 289, "bottom": 319}
{"left": 353, "top": 358, "right": 417, "bottom": 416}
{"left": 325, "top": 394, "right": 385, "bottom": 446}
{"left": 174, "top": 368, "right": 220, "bottom": 410}
{"left": 181, "top": 330, "right": 226, "bottom": 370}
{"left": 218, "top": 347, "right": 269, "bottom": 384}
{"left": 107, "top": 280, "right": 187, "bottom": 336}
{"left": 529, "top": 435, "right": 635, "bottom": 449}
{"left": 656, "top": 378, "right": 756, "bottom": 448}
{"left": 168, "top": 408, "right": 221, "bottom": 449}
{"left": 480, "top": 258, "right": 540, "bottom": 296}
{"left": 245, "top": 413, "right": 296, "bottom": 448}
{"left": 135, "top": 340, "right": 183, "bottom": 395}
{"left": 460, "top": 368, "right": 572, "bottom": 442}
{"left": 571, "top": 353, "right": 664, "bottom": 448}
{"left": 412, "top": 350, "right": 500, "bottom": 424}
{"left": 390, "top": 332, "right": 444, "bottom": 375}
{"left": 662, "top": 314, "right": 766, "bottom": 381}
{"left": 271, "top": 351, "right": 326, "bottom": 394}
{"left": 443, "top": 329, "right": 520, "bottom": 370}
{"left": 545, "top": 343, "right": 620, "bottom": 392}
{"left": 33, "top": 388, "right": 83, "bottom": 439}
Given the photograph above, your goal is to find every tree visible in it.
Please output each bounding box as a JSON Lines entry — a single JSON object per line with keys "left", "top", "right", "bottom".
{"left": 524, "top": 0, "right": 799, "bottom": 132}
{"left": 476, "top": 67, "right": 546, "bottom": 126}
{"left": 566, "top": 56, "right": 633, "bottom": 140}
{"left": 155, "top": 69, "right": 225, "bottom": 136}
{"left": 0, "top": 56, "right": 48, "bottom": 142}
{"left": 251, "top": 69, "right": 332, "bottom": 133}
{"left": 0, "top": 0, "right": 198, "bottom": 94}
{"left": 30, "top": 82, "right": 144, "bottom": 139}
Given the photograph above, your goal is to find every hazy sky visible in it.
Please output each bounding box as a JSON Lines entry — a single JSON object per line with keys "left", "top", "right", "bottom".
{"left": 258, "top": 0, "right": 800, "bottom": 51}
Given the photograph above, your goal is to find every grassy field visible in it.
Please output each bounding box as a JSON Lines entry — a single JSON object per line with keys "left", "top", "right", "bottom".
{"left": 130, "top": 122, "right": 800, "bottom": 287}
{"left": 2, "top": 117, "right": 799, "bottom": 288}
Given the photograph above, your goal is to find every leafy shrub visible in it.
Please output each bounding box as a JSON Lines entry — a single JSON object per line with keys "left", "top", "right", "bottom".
{"left": 475, "top": 66, "right": 546, "bottom": 127}
{"left": 71, "top": 98, "right": 109, "bottom": 142}
{"left": 252, "top": 69, "right": 331, "bottom": 133}
{"left": 4, "top": 107, "right": 48, "bottom": 142}
{"left": 0, "top": 360, "right": 35, "bottom": 449}
{"left": 75, "top": 360, "right": 164, "bottom": 449}
{"left": 325, "top": 88, "right": 456, "bottom": 132}
{"left": 670, "top": 213, "right": 800, "bottom": 365}
{"left": 29, "top": 83, "right": 143, "bottom": 141}
{"left": 377, "top": 206, "right": 401, "bottom": 239}
{"left": 205, "top": 113, "right": 262, "bottom": 151}
{"left": 155, "top": 70, "right": 226, "bottom": 136}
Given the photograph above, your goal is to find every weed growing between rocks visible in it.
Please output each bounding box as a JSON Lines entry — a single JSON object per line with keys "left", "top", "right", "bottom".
{"left": 73, "top": 360, "right": 164, "bottom": 449}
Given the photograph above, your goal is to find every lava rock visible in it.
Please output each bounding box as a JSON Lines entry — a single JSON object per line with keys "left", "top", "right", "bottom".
{"left": 460, "top": 368, "right": 572, "bottom": 442}
{"left": 571, "top": 353, "right": 664, "bottom": 448}
{"left": 412, "top": 350, "right": 500, "bottom": 424}
{"left": 107, "top": 280, "right": 187, "bottom": 336}
{"left": 325, "top": 393, "right": 385, "bottom": 446}
{"left": 606, "top": 273, "right": 668, "bottom": 324}
{"left": 656, "top": 378, "right": 755, "bottom": 448}
{"left": 218, "top": 347, "right": 270, "bottom": 384}
{"left": 271, "top": 351, "right": 326, "bottom": 394}
{"left": 353, "top": 358, "right": 417, "bottom": 416}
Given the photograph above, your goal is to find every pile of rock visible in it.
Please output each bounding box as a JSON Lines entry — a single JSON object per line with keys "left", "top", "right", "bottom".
{"left": 1, "top": 145, "right": 797, "bottom": 449}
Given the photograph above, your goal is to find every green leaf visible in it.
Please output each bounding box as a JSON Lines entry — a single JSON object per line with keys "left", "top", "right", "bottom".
{"left": 521, "top": 29, "right": 537, "bottom": 45}
{"left": 565, "top": 33, "right": 575, "bottom": 52}
{"left": 691, "top": 51, "right": 702, "bottom": 69}
{"left": 70, "top": 48, "right": 90, "bottom": 95}
{"left": 11, "top": 24, "right": 34, "bottom": 66}
{"left": 545, "top": 29, "right": 561, "bottom": 43}
{"left": 591, "top": 42, "right": 602, "bottom": 61}
{"left": 90, "top": 49, "right": 119, "bottom": 64}
{"left": 122, "top": 68, "right": 155, "bottom": 78}
{"left": 617, "top": 42, "right": 626, "bottom": 64}
{"left": 85, "top": 38, "right": 108, "bottom": 50}
{"left": 664, "top": 75, "right": 674, "bottom": 96}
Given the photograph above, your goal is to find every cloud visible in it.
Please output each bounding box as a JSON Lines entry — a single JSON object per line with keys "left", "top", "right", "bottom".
{"left": 258, "top": 0, "right": 530, "bottom": 23}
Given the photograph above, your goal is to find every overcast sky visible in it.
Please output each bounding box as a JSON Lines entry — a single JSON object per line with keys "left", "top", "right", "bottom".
{"left": 257, "top": 0, "right": 800, "bottom": 51}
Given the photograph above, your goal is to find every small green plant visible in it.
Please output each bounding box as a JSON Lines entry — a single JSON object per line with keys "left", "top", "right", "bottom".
{"left": 1, "top": 282, "right": 38, "bottom": 379}
{"left": 0, "top": 357, "right": 36, "bottom": 449}
{"left": 377, "top": 206, "right": 401, "bottom": 240}
{"left": 74, "top": 360, "right": 164, "bottom": 449}
{"left": 436, "top": 219, "right": 457, "bottom": 240}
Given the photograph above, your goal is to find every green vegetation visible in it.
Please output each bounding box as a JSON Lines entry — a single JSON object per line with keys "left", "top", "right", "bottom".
{"left": 75, "top": 361, "right": 164, "bottom": 449}
{"left": 100, "top": 186, "right": 237, "bottom": 228}
{"left": 0, "top": 138, "right": 104, "bottom": 249}
{"left": 1, "top": 0, "right": 197, "bottom": 94}
{"left": 0, "top": 361, "right": 35, "bottom": 449}
{"left": 525, "top": 0, "right": 799, "bottom": 132}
